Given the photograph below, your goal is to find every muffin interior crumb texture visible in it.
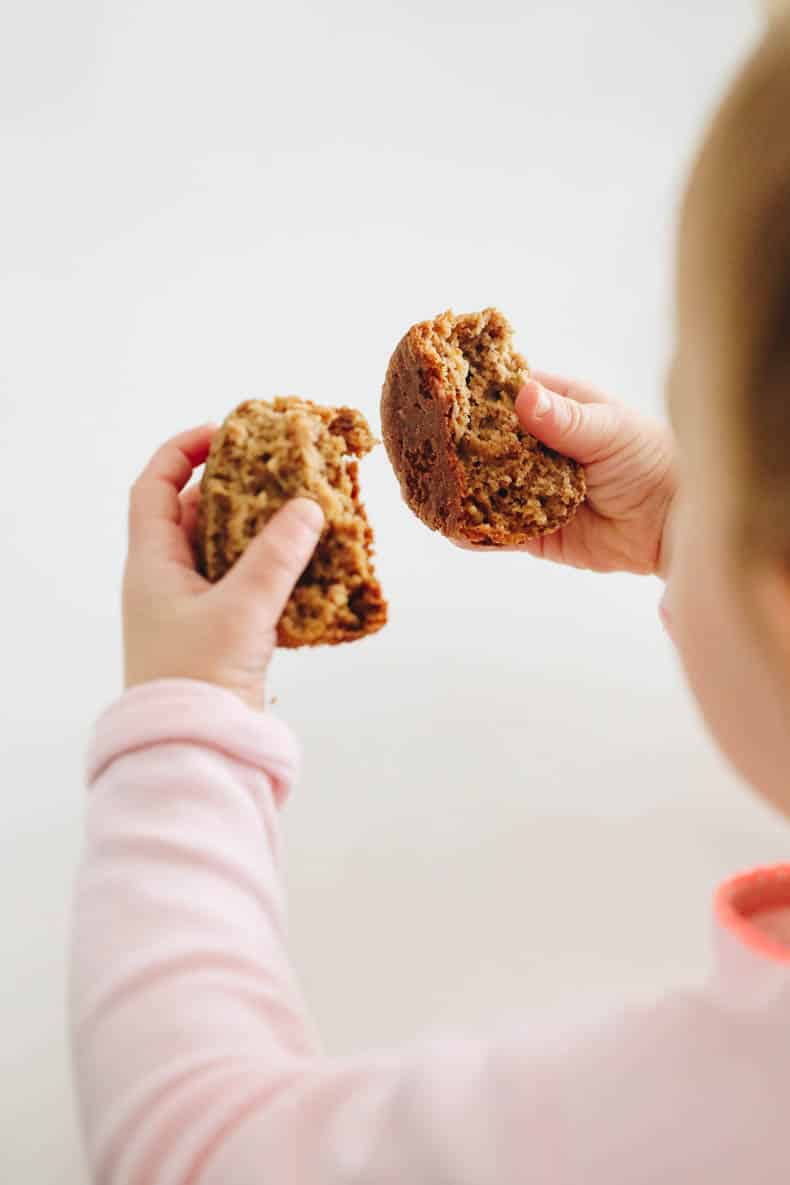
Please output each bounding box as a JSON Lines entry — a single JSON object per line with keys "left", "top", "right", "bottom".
{"left": 444, "top": 310, "right": 584, "bottom": 539}
{"left": 198, "top": 397, "right": 387, "bottom": 648}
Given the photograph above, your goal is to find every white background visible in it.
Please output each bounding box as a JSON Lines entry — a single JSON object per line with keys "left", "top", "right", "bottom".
{"left": 2, "top": 2, "right": 788, "bottom": 1181}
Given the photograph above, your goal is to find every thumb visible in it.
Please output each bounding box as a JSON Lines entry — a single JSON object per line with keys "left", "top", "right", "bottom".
{"left": 515, "top": 380, "right": 621, "bottom": 463}
{"left": 222, "top": 498, "right": 324, "bottom": 616}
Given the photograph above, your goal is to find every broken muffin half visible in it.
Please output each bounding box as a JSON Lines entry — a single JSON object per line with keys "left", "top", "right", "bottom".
{"left": 381, "top": 308, "right": 586, "bottom": 545}
{"left": 198, "top": 397, "right": 387, "bottom": 647}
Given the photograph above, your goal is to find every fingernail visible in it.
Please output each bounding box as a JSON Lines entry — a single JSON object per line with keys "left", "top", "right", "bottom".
{"left": 288, "top": 497, "right": 325, "bottom": 532}
{"left": 532, "top": 383, "right": 552, "bottom": 417}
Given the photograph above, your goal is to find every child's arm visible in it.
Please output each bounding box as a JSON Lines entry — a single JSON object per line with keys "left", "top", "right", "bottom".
{"left": 71, "top": 424, "right": 783, "bottom": 1185}
{"left": 76, "top": 678, "right": 584, "bottom": 1184}
{"left": 72, "top": 691, "right": 788, "bottom": 1185}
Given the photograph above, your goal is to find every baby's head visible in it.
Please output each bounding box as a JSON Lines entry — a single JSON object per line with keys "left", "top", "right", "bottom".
{"left": 666, "top": 12, "right": 790, "bottom": 814}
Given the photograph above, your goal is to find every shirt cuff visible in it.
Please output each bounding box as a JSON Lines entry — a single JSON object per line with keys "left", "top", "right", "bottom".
{"left": 86, "top": 679, "right": 300, "bottom": 804}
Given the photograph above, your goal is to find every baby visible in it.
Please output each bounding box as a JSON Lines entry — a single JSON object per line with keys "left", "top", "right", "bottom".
{"left": 71, "top": 11, "right": 790, "bottom": 1184}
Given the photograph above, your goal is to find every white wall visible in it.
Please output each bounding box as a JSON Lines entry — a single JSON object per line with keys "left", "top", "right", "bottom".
{"left": 3, "top": 2, "right": 786, "bottom": 1181}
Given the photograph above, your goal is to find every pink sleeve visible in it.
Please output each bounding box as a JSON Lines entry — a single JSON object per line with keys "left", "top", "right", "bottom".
{"left": 70, "top": 680, "right": 790, "bottom": 1185}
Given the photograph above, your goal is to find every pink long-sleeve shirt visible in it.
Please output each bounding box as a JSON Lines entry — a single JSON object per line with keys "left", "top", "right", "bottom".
{"left": 71, "top": 679, "right": 790, "bottom": 1185}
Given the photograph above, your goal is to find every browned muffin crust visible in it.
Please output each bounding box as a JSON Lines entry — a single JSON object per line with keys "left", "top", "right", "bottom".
{"left": 381, "top": 308, "right": 586, "bottom": 545}
{"left": 197, "top": 397, "right": 387, "bottom": 647}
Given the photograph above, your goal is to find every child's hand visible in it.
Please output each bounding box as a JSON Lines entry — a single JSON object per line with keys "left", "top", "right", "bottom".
{"left": 122, "top": 424, "right": 324, "bottom": 710}
{"left": 487, "top": 372, "right": 676, "bottom": 575}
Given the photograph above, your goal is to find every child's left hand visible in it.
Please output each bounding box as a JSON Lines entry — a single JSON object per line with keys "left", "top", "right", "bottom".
{"left": 122, "top": 424, "right": 324, "bottom": 710}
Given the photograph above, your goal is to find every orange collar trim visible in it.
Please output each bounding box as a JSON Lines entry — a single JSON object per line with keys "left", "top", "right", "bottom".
{"left": 715, "top": 865, "right": 790, "bottom": 964}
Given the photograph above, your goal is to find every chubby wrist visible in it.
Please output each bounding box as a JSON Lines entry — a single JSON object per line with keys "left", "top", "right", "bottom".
{"left": 655, "top": 491, "right": 678, "bottom": 580}
{"left": 125, "top": 668, "right": 267, "bottom": 713}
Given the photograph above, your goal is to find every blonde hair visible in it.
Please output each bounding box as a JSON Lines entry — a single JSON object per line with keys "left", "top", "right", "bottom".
{"left": 761, "top": 0, "right": 790, "bottom": 21}
{"left": 681, "top": 15, "right": 790, "bottom": 558}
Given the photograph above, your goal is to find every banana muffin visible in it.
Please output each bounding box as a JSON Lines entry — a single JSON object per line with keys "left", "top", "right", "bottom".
{"left": 198, "top": 397, "right": 387, "bottom": 647}
{"left": 381, "top": 308, "right": 586, "bottom": 545}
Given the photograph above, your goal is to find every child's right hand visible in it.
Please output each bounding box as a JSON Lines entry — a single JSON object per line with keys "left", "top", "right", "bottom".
{"left": 509, "top": 372, "right": 677, "bottom": 576}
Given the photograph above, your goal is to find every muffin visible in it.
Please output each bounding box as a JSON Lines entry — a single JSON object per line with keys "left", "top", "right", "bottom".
{"left": 198, "top": 397, "right": 387, "bottom": 647}
{"left": 381, "top": 308, "right": 586, "bottom": 545}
